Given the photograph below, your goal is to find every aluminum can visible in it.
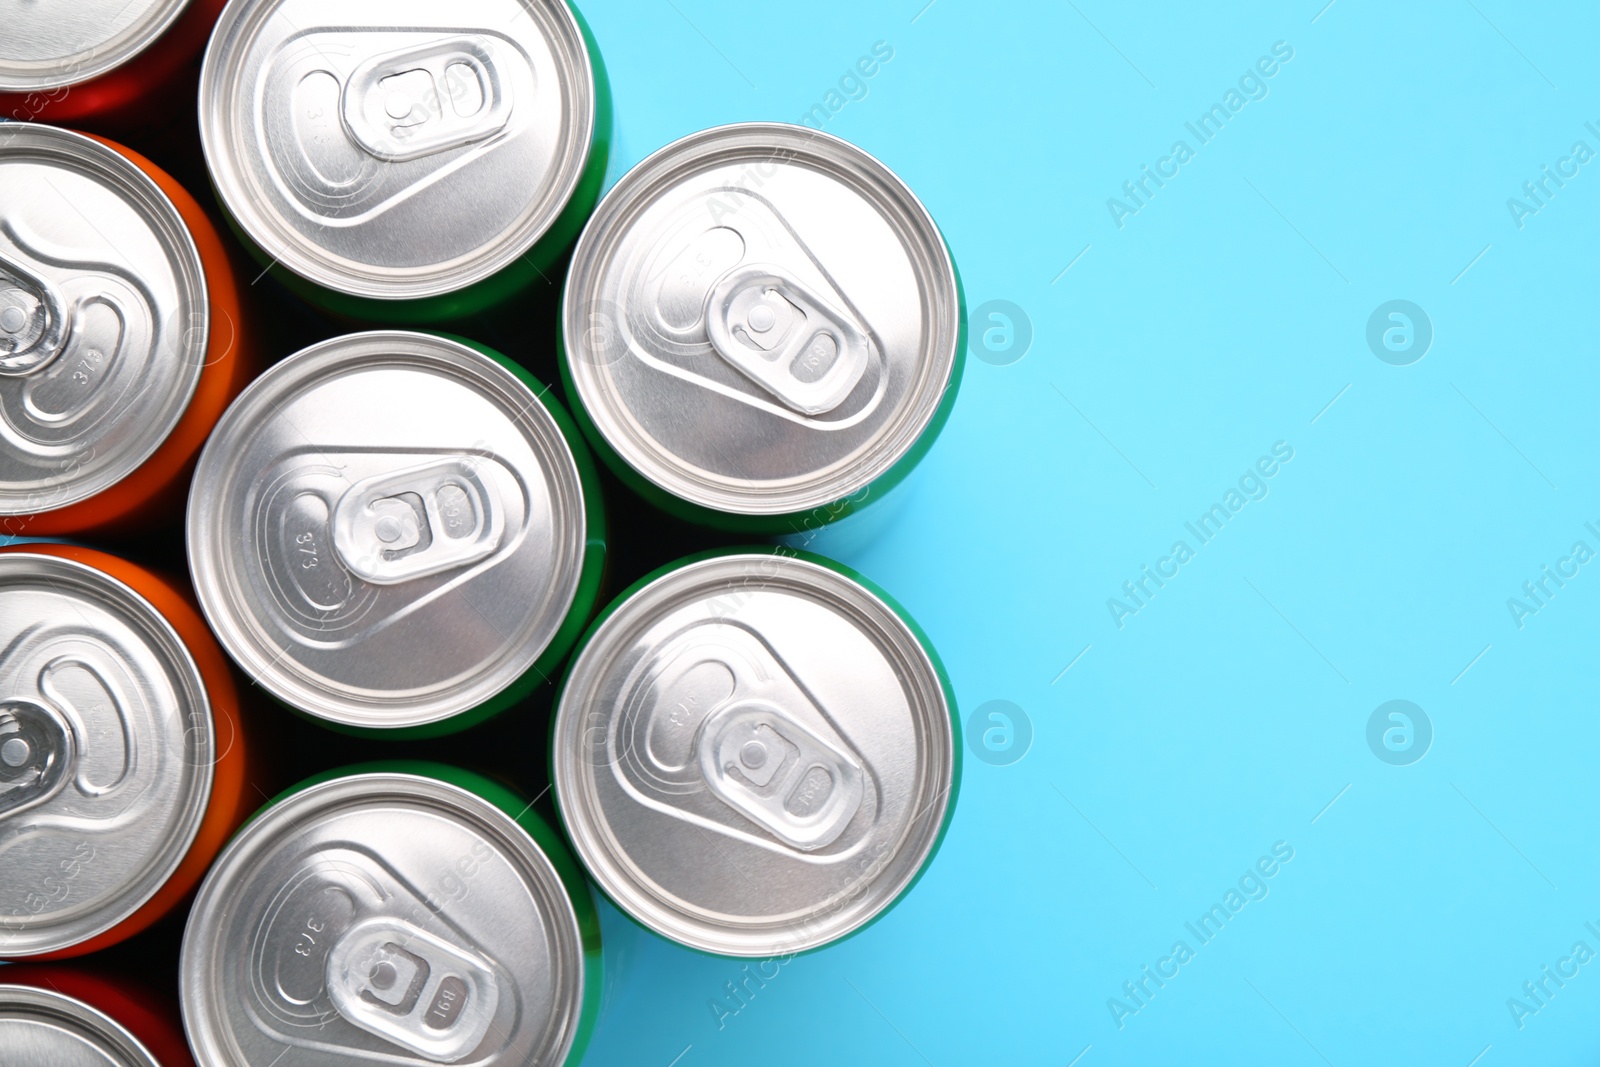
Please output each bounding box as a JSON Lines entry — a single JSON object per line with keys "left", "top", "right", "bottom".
{"left": 0, "top": 543, "right": 252, "bottom": 959}
{"left": 553, "top": 548, "right": 958, "bottom": 956}
{"left": 561, "top": 122, "right": 964, "bottom": 533}
{"left": 0, "top": 0, "right": 227, "bottom": 129}
{"left": 180, "top": 764, "right": 601, "bottom": 1066}
{"left": 198, "top": 0, "right": 610, "bottom": 323}
{"left": 0, "top": 964, "right": 196, "bottom": 1066}
{"left": 187, "top": 331, "right": 604, "bottom": 737}
{"left": 0, "top": 124, "right": 253, "bottom": 537}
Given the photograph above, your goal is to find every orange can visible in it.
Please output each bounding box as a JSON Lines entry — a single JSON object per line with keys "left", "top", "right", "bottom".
{"left": 0, "top": 963, "right": 196, "bottom": 1067}
{"left": 0, "top": 124, "right": 253, "bottom": 538}
{"left": 0, "top": 543, "right": 253, "bottom": 960}
{"left": 0, "top": 0, "right": 227, "bottom": 131}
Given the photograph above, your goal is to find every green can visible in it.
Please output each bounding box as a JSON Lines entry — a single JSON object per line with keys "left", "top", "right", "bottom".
{"left": 187, "top": 331, "right": 605, "bottom": 738}
{"left": 198, "top": 0, "right": 611, "bottom": 323}
{"left": 553, "top": 547, "right": 960, "bottom": 956}
{"left": 560, "top": 123, "right": 966, "bottom": 534}
{"left": 181, "top": 762, "right": 602, "bottom": 1066}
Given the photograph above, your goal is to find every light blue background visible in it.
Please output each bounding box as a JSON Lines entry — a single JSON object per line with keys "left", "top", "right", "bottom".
{"left": 575, "top": 1, "right": 1600, "bottom": 1064}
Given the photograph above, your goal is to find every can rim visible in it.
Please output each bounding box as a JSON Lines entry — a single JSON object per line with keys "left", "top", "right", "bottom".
{"left": 552, "top": 551, "right": 955, "bottom": 956}
{"left": 0, "top": 124, "right": 209, "bottom": 516}
{"left": 0, "top": 552, "right": 215, "bottom": 957}
{"left": 196, "top": 0, "right": 597, "bottom": 301}
{"left": 562, "top": 120, "right": 960, "bottom": 517}
{"left": 179, "top": 771, "right": 588, "bottom": 1067}
{"left": 0, "top": 0, "right": 193, "bottom": 92}
{"left": 186, "top": 331, "right": 588, "bottom": 729}
{"left": 0, "top": 984, "right": 161, "bottom": 1067}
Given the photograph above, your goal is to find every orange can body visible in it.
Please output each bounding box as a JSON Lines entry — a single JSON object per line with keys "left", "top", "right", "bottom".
{"left": 0, "top": 126, "right": 253, "bottom": 538}
{"left": 0, "top": 544, "right": 254, "bottom": 960}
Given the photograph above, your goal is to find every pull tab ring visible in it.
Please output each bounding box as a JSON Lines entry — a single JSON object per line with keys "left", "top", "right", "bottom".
{"left": 0, "top": 700, "right": 75, "bottom": 819}
{"left": 704, "top": 263, "right": 871, "bottom": 416}
{"left": 0, "top": 249, "right": 70, "bottom": 376}
{"left": 330, "top": 458, "right": 505, "bottom": 585}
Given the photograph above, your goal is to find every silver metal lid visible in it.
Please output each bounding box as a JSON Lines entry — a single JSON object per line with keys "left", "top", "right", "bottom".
{"left": 553, "top": 552, "right": 954, "bottom": 956}
{"left": 187, "top": 331, "right": 589, "bottom": 730}
{"left": 0, "top": 125, "right": 208, "bottom": 517}
{"left": 563, "top": 122, "right": 960, "bottom": 517}
{"left": 0, "top": 552, "right": 215, "bottom": 957}
{"left": 0, "top": 0, "right": 192, "bottom": 92}
{"left": 181, "top": 772, "right": 588, "bottom": 1066}
{"left": 0, "top": 984, "right": 160, "bottom": 1067}
{"left": 198, "top": 0, "right": 596, "bottom": 300}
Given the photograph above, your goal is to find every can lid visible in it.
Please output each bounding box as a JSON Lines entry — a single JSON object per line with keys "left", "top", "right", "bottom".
{"left": 0, "top": 0, "right": 192, "bottom": 92}
{"left": 0, "top": 552, "right": 215, "bottom": 957}
{"left": 553, "top": 552, "right": 954, "bottom": 956}
{"left": 187, "top": 331, "right": 589, "bottom": 730}
{"left": 181, "top": 772, "right": 588, "bottom": 1066}
{"left": 0, "top": 984, "right": 160, "bottom": 1067}
{"left": 198, "top": 0, "right": 596, "bottom": 300}
{"left": 564, "top": 122, "right": 960, "bottom": 517}
{"left": 0, "top": 125, "right": 207, "bottom": 517}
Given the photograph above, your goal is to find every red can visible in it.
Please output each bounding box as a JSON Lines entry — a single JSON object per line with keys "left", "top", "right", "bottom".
{"left": 0, "top": 0, "right": 227, "bottom": 129}
{"left": 0, "top": 124, "right": 253, "bottom": 537}
{"left": 0, "top": 964, "right": 195, "bottom": 1066}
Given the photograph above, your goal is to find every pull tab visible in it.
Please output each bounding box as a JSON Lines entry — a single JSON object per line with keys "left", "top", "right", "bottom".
{"left": 704, "top": 264, "right": 871, "bottom": 416}
{"left": 697, "top": 700, "right": 865, "bottom": 851}
{"left": 326, "top": 918, "right": 500, "bottom": 1063}
{"left": 334, "top": 457, "right": 508, "bottom": 585}
{"left": 0, "top": 250, "right": 70, "bottom": 376}
{"left": 341, "top": 36, "right": 513, "bottom": 163}
{"left": 330, "top": 459, "right": 504, "bottom": 585}
{"left": 0, "top": 700, "right": 74, "bottom": 819}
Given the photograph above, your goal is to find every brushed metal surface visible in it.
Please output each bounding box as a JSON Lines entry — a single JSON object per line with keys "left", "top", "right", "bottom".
{"left": 563, "top": 123, "right": 960, "bottom": 516}
{"left": 553, "top": 553, "right": 954, "bottom": 956}
{"left": 180, "top": 773, "right": 586, "bottom": 1067}
{"left": 0, "top": 126, "right": 207, "bottom": 516}
{"left": 0, "top": 985, "right": 160, "bottom": 1067}
{"left": 199, "top": 0, "right": 595, "bottom": 299}
{"left": 186, "top": 332, "right": 587, "bottom": 729}
{"left": 0, "top": 553, "right": 214, "bottom": 957}
{"left": 0, "top": 0, "right": 191, "bottom": 91}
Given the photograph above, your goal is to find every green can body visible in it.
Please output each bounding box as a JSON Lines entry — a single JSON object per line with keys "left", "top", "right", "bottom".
{"left": 186, "top": 332, "right": 607, "bottom": 741}
{"left": 329, "top": 341, "right": 609, "bottom": 741}
{"left": 558, "top": 122, "right": 965, "bottom": 535}
{"left": 551, "top": 546, "right": 961, "bottom": 957}
{"left": 202, "top": 1, "right": 611, "bottom": 324}
{"left": 184, "top": 762, "right": 602, "bottom": 1066}
{"left": 558, "top": 257, "right": 965, "bottom": 536}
